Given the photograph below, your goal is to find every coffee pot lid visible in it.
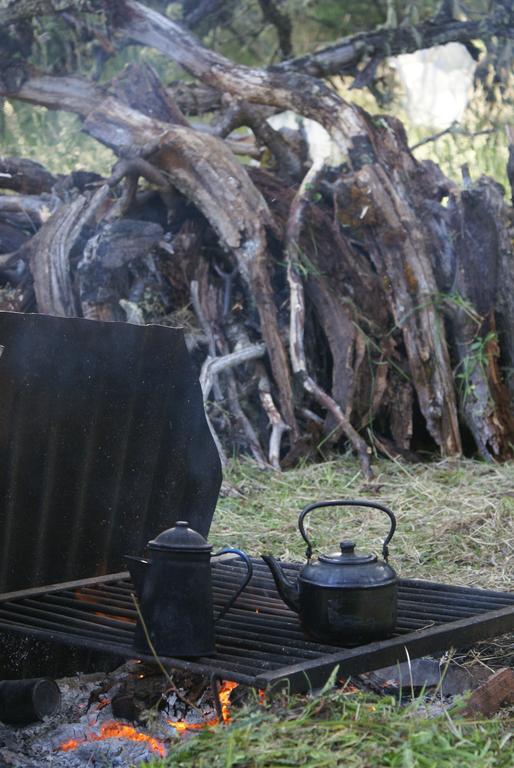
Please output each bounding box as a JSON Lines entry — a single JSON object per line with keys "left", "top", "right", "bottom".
{"left": 148, "top": 521, "right": 212, "bottom": 552}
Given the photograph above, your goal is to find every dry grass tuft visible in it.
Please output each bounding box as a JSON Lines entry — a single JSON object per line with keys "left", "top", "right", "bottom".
{"left": 210, "top": 457, "right": 514, "bottom": 590}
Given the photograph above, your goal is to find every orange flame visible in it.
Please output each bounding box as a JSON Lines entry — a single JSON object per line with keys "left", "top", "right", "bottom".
{"left": 74, "top": 589, "right": 135, "bottom": 624}
{"left": 59, "top": 721, "right": 166, "bottom": 758}
{"left": 219, "top": 680, "right": 238, "bottom": 724}
{"left": 167, "top": 680, "right": 239, "bottom": 733}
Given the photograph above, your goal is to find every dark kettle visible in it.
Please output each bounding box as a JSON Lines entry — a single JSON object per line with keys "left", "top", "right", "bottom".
{"left": 126, "top": 521, "right": 252, "bottom": 658}
{"left": 262, "top": 500, "right": 397, "bottom": 644}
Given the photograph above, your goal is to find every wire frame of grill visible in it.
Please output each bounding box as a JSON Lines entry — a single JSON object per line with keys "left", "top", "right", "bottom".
{"left": 0, "top": 560, "right": 512, "bottom": 692}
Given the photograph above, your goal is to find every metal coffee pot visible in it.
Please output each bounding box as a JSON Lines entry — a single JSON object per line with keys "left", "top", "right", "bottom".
{"left": 262, "top": 500, "right": 398, "bottom": 644}
{"left": 126, "top": 522, "right": 252, "bottom": 658}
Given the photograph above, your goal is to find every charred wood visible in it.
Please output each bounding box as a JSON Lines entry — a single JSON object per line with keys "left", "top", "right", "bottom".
{"left": 0, "top": 157, "right": 57, "bottom": 195}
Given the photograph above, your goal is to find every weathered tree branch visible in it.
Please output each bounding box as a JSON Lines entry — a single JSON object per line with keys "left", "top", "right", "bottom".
{"left": 27, "top": 183, "right": 112, "bottom": 316}
{"left": 2, "top": 0, "right": 511, "bottom": 87}
{"left": 212, "top": 97, "right": 302, "bottom": 178}
{"left": 200, "top": 342, "right": 266, "bottom": 400}
{"left": 275, "top": 3, "right": 512, "bottom": 80}
{"left": 285, "top": 159, "right": 373, "bottom": 479}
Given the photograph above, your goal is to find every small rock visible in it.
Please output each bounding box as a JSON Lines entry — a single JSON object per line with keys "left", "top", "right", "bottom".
{"left": 361, "top": 657, "right": 482, "bottom": 697}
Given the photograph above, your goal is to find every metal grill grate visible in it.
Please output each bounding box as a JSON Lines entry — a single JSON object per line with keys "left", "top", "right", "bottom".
{"left": 0, "top": 560, "right": 512, "bottom": 693}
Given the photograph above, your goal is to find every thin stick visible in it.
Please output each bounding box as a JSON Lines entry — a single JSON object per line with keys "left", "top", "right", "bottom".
{"left": 190, "top": 280, "right": 223, "bottom": 401}
{"left": 257, "top": 363, "right": 289, "bottom": 470}
{"left": 410, "top": 125, "right": 494, "bottom": 151}
{"left": 130, "top": 593, "right": 203, "bottom": 714}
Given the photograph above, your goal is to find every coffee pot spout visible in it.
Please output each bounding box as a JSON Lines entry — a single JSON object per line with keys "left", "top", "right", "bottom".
{"left": 125, "top": 555, "right": 150, "bottom": 597}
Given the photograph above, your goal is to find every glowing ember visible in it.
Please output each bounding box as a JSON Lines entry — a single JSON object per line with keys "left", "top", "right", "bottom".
{"left": 95, "top": 610, "right": 135, "bottom": 624}
{"left": 73, "top": 589, "right": 135, "bottom": 624}
{"left": 168, "top": 717, "right": 218, "bottom": 732}
{"left": 59, "top": 721, "right": 166, "bottom": 758}
{"left": 167, "top": 681, "right": 239, "bottom": 733}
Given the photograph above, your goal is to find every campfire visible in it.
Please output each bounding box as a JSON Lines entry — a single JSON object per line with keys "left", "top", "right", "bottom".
{"left": 0, "top": 665, "right": 246, "bottom": 766}
{"left": 56, "top": 679, "right": 239, "bottom": 761}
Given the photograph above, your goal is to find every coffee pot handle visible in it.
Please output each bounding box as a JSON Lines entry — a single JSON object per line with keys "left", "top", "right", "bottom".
{"left": 298, "top": 499, "right": 397, "bottom": 561}
{"left": 212, "top": 548, "right": 253, "bottom": 622}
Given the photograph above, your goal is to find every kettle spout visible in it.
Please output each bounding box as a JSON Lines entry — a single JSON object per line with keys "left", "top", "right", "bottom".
{"left": 125, "top": 555, "right": 150, "bottom": 597}
{"left": 261, "top": 555, "right": 300, "bottom": 613}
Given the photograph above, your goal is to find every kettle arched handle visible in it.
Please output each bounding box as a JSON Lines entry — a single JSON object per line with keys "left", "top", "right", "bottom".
{"left": 298, "top": 499, "right": 396, "bottom": 562}
{"left": 212, "top": 548, "right": 253, "bottom": 622}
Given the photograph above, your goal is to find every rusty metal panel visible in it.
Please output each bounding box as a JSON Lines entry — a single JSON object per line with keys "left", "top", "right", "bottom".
{"left": 0, "top": 311, "right": 222, "bottom": 592}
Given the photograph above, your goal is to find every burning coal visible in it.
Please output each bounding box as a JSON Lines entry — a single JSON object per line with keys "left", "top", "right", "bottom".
{"left": 59, "top": 721, "right": 166, "bottom": 758}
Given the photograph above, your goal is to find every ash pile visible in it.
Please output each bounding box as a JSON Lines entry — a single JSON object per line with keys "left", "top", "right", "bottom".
{"left": 0, "top": 661, "right": 235, "bottom": 767}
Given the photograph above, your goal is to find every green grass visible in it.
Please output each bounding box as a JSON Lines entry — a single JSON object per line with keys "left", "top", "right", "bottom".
{"left": 149, "top": 457, "right": 513, "bottom": 767}
{"left": 148, "top": 690, "right": 513, "bottom": 767}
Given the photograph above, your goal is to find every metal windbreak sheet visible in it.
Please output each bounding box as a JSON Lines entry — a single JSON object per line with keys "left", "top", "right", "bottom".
{"left": 0, "top": 311, "right": 221, "bottom": 592}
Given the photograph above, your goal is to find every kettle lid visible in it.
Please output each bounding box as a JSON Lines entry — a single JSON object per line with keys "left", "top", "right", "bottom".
{"left": 318, "top": 540, "right": 376, "bottom": 565}
{"left": 148, "top": 521, "right": 212, "bottom": 552}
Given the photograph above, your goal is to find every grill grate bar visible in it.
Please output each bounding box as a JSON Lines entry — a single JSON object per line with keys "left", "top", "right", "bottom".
{"left": 72, "top": 581, "right": 513, "bottom": 620}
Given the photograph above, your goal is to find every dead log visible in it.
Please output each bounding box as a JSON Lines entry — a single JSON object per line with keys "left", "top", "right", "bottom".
{"left": 0, "top": 157, "right": 57, "bottom": 195}
{"left": 1, "top": 0, "right": 511, "bottom": 87}
{"left": 275, "top": 4, "right": 511, "bottom": 81}
{"left": 28, "top": 196, "right": 87, "bottom": 316}
{"left": 81, "top": 97, "right": 298, "bottom": 436}
{"left": 111, "top": 62, "right": 189, "bottom": 127}
{"left": 26, "top": 184, "right": 112, "bottom": 316}
{"left": 462, "top": 668, "right": 514, "bottom": 718}
{"left": 285, "top": 160, "right": 372, "bottom": 479}
{"left": 167, "top": 81, "right": 221, "bottom": 116}
{"left": 447, "top": 176, "right": 514, "bottom": 458}
{"left": 0, "top": 61, "right": 297, "bottom": 436}
{"left": 0, "top": 221, "right": 30, "bottom": 254}
{"left": 212, "top": 97, "right": 301, "bottom": 179}
{"left": 77, "top": 218, "right": 163, "bottom": 320}
{"left": 251, "top": 166, "right": 392, "bottom": 440}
